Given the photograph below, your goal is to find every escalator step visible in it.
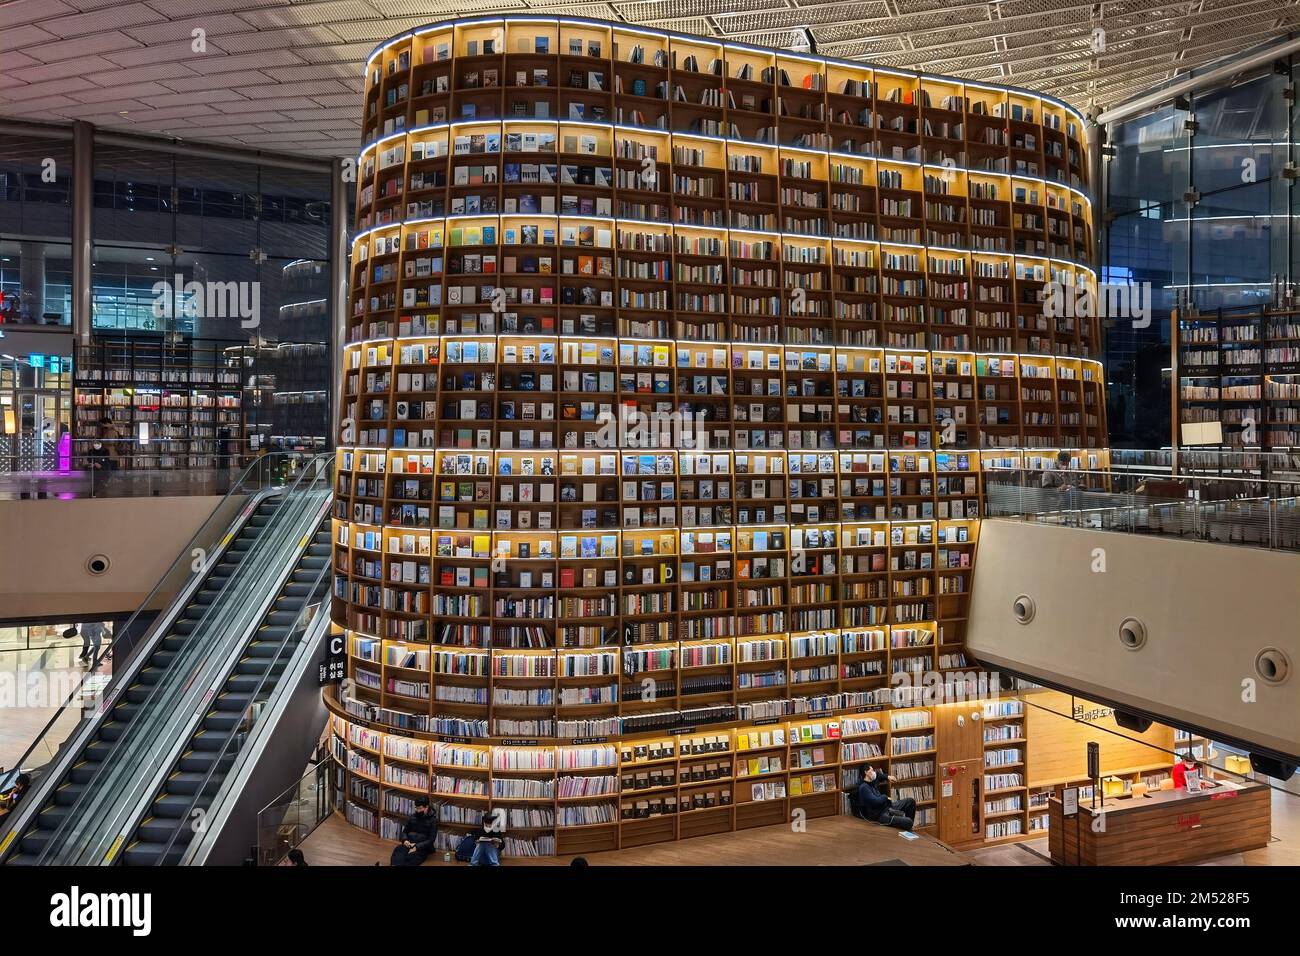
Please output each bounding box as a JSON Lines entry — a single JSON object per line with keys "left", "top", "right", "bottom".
{"left": 234, "top": 657, "right": 286, "bottom": 676}
{"left": 136, "top": 816, "right": 188, "bottom": 843}
{"left": 163, "top": 772, "right": 225, "bottom": 797}
{"left": 121, "top": 841, "right": 185, "bottom": 866}
{"left": 152, "top": 793, "right": 205, "bottom": 819}
{"left": 112, "top": 702, "right": 140, "bottom": 723}
{"left": 36, "top": 803, "right": 71, "bottom": 827}
{"left": 246, "top": 637, "right": 288, "bottom": 657}
{"left": 52, "top": 783, "right": 85, "bottom": 807}
{"left": 204, "top": 712, "right": 240, "bottom": 733}
{"left": 178, "top": 751, "right": 235, "bottom": 775}
{"left": 212, "top": 691, "right": 253, "bottom": 713}
{"left": 124, "top": 684, "right": 153, "bottom": 704}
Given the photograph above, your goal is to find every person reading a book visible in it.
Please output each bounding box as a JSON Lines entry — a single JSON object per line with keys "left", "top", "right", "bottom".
{"left": 471, "top": 816, "right": 504, "bottom": 866}
{"left": 1171, "top": 753, "right": 1209, "bottom": 790}
{"left": 390, "top": 797, "right": 437, "bottom": 866}
{"left": 1040, "top": 450, "right": 1080, "bottom": 514}
{"left": 855, "top": 766, "right": 916, "bottom": 830}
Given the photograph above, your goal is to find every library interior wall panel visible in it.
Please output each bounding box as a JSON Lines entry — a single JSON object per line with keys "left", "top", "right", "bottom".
{"left": 330, "top": 15, "right": 1106, "bottom": 855}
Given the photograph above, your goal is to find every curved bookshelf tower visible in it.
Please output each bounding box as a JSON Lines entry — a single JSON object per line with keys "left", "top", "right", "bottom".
{"left": 330, "top": 15, "right": 1108, "bottom": 856}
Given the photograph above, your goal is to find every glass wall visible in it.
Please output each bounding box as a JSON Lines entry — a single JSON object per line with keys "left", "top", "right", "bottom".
{"left": 85, "top": 144, "right": 334, "bottom": 464}
{"left": 1104, "top": 62, "right": 1295, "bottom": 448}
{"left": 0, "top": 122, "right": 337, "bottom": 485}
{"left": 0, "top": 132, "right": 74, "bottom": 327}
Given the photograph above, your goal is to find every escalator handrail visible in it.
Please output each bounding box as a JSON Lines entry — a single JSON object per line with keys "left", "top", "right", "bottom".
{"left": 152, "top": 508, "right": 335, "bottom": 865}
{"left": 22, "top": 454, "right": 334, "bottom": 865}
{"left": 0, "top": 452, "right": 304, "bottom": 846}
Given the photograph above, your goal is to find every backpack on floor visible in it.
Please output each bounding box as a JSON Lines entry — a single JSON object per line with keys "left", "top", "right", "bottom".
{"left": 454, "top": 832, "right": 476, "bottom": 863}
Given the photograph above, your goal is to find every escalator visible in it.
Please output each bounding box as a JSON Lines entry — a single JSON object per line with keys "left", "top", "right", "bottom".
{"left": 3, "top": 493, "right": 289, "bottom": 865}
{"left": 121, "top": 517, "right": 332, "bottom": 865}
{"left": 0, "top": 453, "right": 335, "bottom": 867}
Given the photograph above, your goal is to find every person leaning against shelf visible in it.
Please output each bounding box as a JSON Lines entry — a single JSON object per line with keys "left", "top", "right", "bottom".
{"left": 471, "top": 817, "right": 504, "bottom": 866}
{"left": 390, "top": 796, "right": 437, "bottom": 866}
{"left": 853, "top": 765, "right": 917, "bottom": 831}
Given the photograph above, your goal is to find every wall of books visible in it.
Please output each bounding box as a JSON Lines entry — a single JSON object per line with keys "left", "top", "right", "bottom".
{"left": 1174, "top": 305, "right": 1300, "bottom": 451}
{"left": 73, "top": 340, "right": 247, "bottom": 470}
{"left": 329, "top": 15, "right": 1106, "bottom": 855}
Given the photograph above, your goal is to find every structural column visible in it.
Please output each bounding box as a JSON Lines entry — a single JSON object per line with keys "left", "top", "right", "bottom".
{"left": 72, "top": 120, "right": 93, "bottom": 345}
{"left": 329, "top": 157, "right": 348, "bottom": 437}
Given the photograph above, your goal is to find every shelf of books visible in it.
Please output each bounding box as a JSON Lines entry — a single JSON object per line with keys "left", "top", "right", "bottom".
{"left": 333, "top": 14, "right": 1108, "bottom": 856}
{"left": 72, "top": 340, "right": 248, "bottom": 470}
{"left": 328, "top": 704, "right": 968, "bottom": 852}
{"left": 981, "top": 697, "right": 1028, "bottom": 841}
{"left": 1174, "top": 304, "right": 1300, "bottom": 452}
{"left": 353, "top": 16, "right": 1098, "bottom": 360}
{"left": 341, "top": 338, "right": 1106, "bottom": 454}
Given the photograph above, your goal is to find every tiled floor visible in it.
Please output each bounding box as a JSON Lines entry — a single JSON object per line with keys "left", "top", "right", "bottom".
{"left": 0, "top": 643, "right": 113, "bottom": 771}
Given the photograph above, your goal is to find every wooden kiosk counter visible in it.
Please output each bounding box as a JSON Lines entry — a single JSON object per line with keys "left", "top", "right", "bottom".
{"left": 1047, "top": 779, "right": 1270, "bottom": 865}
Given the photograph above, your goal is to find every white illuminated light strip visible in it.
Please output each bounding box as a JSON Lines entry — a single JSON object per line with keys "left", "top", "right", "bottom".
{"left": 355, "top": 116, "right": 1095, "bottom": 210}
{"left": 341, "top": 335, "right": 1105, "bottom": 373}
{"left": 349, "top": 216, "right": 1097, "bottom": 285}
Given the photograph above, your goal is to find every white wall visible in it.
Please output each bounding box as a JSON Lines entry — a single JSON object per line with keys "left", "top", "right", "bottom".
{"left": 968, "top": 519, "right": 1300, "bottom": 761}
{"left": 0, "top": 496, "right": 221, "bottom": 620}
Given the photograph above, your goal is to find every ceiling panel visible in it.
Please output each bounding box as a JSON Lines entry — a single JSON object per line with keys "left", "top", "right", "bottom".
{"left": 1, "top": 0, "right": 1297, "bottom": 158}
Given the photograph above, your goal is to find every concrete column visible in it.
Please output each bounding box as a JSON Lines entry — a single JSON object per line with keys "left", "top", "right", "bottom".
{"left": 72, "top": 120, "right": 93, "bottom": 344}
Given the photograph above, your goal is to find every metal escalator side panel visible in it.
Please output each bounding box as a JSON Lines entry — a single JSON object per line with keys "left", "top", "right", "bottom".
{"left": 965, "top": 520, "right": 1300, "bottom": 764}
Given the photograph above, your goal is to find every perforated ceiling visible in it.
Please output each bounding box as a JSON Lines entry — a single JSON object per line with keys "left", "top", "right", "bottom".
{"left": 2, "top": 0, "right": 1298, "bottom": 158}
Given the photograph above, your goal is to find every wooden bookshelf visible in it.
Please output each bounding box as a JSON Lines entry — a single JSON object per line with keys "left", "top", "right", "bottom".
{"left": 1172, "top": 304, "right": 1300, "bottom": 452}
{"left": 72, "top": 339, "right": 248, "bottom": 470}
{"left": 328, "top": 703, "right": 964, "bottom": 852}
{"left": 332, "top": 15, "right": 1108, "bottom": 856}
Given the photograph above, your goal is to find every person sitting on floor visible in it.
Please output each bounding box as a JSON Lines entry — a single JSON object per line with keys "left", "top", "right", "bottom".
{"left": 855, "top": 765, "right": 916, "bottom": 830}
{"left": 390, "top": 796, "right": 437, "bottom": 866}
{"left": 471, "top": 815, "right": 505, "bottom": 867}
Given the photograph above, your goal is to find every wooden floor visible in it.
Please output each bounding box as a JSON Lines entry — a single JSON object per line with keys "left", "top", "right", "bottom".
{"left": 300, "top": 785, "right": 1300, "bottom": 867}
{"left": 297, "top": 812, "right": 969, "bottom": 867}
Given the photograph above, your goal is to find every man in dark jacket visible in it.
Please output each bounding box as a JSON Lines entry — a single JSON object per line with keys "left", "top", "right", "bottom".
{"left": 390, "top": 796, "right": 437, "bottom": 866}
{"left": 855, "top": 766, "right": 916, "bottom": 830}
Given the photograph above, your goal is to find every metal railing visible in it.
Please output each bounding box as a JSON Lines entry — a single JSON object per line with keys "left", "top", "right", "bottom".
{"left": 0, "top": 443, "right": 317, "bottom": 500}
{"left": 0, "top": 452, "right": 319, "bottom": 856}
{"left": 254, "top": 758, "right": 337, "bottom": 866}
{"left": 984, "top": 466, "right": 1300, "bottom": 551}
